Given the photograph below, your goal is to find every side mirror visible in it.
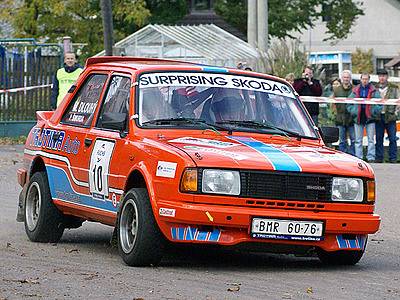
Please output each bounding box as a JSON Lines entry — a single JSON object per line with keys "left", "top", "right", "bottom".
{"left": 101, "top": 112, "right": 127, "bottom": 132}
{"left": 319, "top": 126, "right": 339, "bottom": 144}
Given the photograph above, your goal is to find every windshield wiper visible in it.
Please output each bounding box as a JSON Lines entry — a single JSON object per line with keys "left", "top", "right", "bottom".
{"left": 142, "top": 117, "right": 231, "bottom": 133}
{"left": 215, "top": 120, "right": 301, "bottom": 139}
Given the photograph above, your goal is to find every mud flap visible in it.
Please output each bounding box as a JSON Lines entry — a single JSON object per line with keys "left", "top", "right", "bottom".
{"left": 16, "top": 184, "right": 28, "bottom": 222}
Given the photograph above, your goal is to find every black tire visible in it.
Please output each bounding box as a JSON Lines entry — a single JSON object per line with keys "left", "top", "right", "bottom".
{"left": 317, "top": 247, "right": 366, "bottom": 266}
{"left": 24, "top": 171, "right": 65, "bottom": 243}
{"left": 117, "top": 188, "right": 165, "bottom": 266}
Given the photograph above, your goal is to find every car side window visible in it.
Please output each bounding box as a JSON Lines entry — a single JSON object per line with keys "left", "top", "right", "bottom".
{"left": 61, "top": 74, "right": 108, "bottom": 127}
{"left": 96, "top": 76, "right": 131, "bottom": 131}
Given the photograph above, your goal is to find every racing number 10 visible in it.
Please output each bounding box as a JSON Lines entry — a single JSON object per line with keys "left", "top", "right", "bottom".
{"left": 92, "top": 165, "right": 103, "bottom": 192}
{"left": 89, "top": 140, "right": 115, "bottom": 199}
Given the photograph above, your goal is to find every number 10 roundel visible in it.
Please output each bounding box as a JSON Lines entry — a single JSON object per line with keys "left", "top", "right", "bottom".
{"left": 89, "top": 139, "right": 116, "bottom": 200}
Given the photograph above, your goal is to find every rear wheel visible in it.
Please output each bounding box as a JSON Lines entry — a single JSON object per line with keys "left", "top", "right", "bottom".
{"left": 24, "top": 172, "right": 65, "bottom": 243}
{"left": 317, "top": 247, "right": 366, "bottom": 265}
{"left": 117, "top": 188, "right": 165, "bottom": 266}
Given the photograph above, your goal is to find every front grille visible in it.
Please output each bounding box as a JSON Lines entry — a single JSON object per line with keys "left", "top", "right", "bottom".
{"left": 240, "top": 171, "right": 332, "bottom": 202}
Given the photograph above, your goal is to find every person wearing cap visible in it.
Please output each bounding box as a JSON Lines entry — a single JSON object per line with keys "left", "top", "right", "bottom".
{"left": 374, "top": 69, "right": 399, "bottom": 163}
{"left": 347, "top": 73, "right": 382, "bottom": 162}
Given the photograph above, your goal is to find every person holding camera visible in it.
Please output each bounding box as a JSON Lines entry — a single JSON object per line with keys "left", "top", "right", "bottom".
{"left": 293, "top": 66, "right": 323, "bottom": 125}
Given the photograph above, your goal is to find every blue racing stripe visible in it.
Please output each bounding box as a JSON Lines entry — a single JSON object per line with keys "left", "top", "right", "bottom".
{"left": 336, "top": 235, "right": 347, "bottom": 249}
{"left": 348, "top": 238, "right": 357, "bottom": 249}
{"left": 46, "top": 166, "right": 117, "bottom": 213}
{"left": 177, "top": 228, "right": 185, "bottom": 240}
{"left": 196, "top": 231, "right": 208, "bottom": 241}
{"left": 208, "top": 229, "right": 221, "bottom": 242}
{"left": 201, "top": 66, "right": 229, "bottom": 73}
{"left": 171, "top": 228, "right": 177, "bottom": 240}
{"left": 186, "top": 227, "right": 196, "bottom": 241}
{"left": 230, "top": 136, "right": 301, "bottom": 172}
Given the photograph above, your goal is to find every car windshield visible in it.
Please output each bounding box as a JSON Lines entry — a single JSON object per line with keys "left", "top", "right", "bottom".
{"left": 137, "top": 72, "right": 318, "bottom": 138}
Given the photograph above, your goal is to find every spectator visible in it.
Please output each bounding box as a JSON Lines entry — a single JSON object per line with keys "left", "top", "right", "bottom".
{"left": 322, "top": 74, "right": 339, "bottom": 97}
{"left": 293, "top": 66, "right": 322, "bottom": 125}
{"left": 347, "top": 73, "right": 382, "bottom": 162}
{"left": 50, "top": 52, "right": 83, "bottom": 109}
{"left": 285, "top": 73, "right": 295, "bottom": 86}
{"left": 332, "top": 70, "right": 355, "bottom": 155}
{"left": 374, "top": 69, "right": 399, "bottom": 163}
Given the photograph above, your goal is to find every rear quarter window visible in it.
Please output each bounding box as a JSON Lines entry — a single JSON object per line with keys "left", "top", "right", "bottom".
{"left": 61, "top": 74, "right": 108, "bottom": 127}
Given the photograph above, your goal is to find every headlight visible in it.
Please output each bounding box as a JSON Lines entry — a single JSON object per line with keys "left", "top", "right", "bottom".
{"left": 202, "top": 169, "right": 240, "bottom": 195}
{"left": 331, "top": 177, "right": 363, "bottom": 202}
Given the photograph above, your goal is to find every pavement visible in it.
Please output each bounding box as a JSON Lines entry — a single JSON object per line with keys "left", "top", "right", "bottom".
{"left": 0, "top": 145, "right": 399, "bottom": 300}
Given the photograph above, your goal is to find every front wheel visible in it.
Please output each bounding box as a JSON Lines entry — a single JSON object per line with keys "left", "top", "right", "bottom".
{"left": 317, "top": 247, "right": 366, "bottom": 265}
{"left": 117, "top": 188, "right": 165, "bottom": 266}
{"left": 24, "top": 171, "right": 65, "bottom": 243}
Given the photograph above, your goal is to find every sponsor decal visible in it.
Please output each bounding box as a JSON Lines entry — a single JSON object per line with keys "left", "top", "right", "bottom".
{"left": 30, "top": 127, "right": 80, "bottom": 155}
{"left": 156, "top": 161, "right": 177, "bottom": 178}
{"left": 252, "top": 233, "right": 323, "bottom": 241}
{"left": 183, "top": 145, "right": 248, "bottom": 160}
{"left": 171, "top": 226, "right": 221, "bottom": 242}
{"left": 159, "top": 208, "right": 176, "bottom": 217}
{"left": 139, "top": 72, "right": 295, "bottom": 99}
{"left": 111, "top": 193, "right": 118, "bottom": 207}
{"left": 169, "top": 137, "right": 238, "bottom": 149}
{"left": 229, "top": 136, "right": 302, "bottom": 172}
{"left": 292, "top": 151, "right": 357, "bottom": 163}
{"left": 55, "top": 190, "right": 80, "bottom": 203}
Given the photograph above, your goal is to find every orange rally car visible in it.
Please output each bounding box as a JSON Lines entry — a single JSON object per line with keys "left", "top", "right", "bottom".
{"left": 17, "top": 57, "right": 380, "bottom": 266}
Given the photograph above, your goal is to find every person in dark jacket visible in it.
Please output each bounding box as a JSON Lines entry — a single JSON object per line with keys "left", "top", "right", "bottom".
{"left": 374, "top": 69, "right": 399, "bottom": 163}
{"left": 331, "top": 70, "right": 355, "bottom": 155}
{"left": 50, "top": 52, "right": 83, "bottom": 109}
{"left": 293, "top": 66, "right": 323, "bottom": 125}
{"left": 347, "top": 73, "right": 382, "bottom": 162}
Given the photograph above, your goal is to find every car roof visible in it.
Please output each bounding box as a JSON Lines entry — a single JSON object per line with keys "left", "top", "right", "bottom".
{"left": 85, "top": 56, "right": 287, "bottom": 84}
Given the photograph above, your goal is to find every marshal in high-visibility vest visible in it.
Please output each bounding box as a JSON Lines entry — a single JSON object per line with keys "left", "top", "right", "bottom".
{"left": 50, "top": 52, "right": 83, "bottom": 109}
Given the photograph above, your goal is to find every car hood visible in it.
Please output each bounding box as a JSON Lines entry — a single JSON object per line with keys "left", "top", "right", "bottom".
{"left": 165, "top": 135, "right": 372, "bottom": 177}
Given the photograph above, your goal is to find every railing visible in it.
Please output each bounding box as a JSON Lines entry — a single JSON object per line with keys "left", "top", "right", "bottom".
{"left": 0, "top": 41, "right": 62, "bottom": 121}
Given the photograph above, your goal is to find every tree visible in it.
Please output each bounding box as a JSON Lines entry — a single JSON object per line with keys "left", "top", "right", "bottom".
{"left": 215, "top": 0, "right": 364, "bottom": 41}
{"left": 352, "top": 48, "right": 374, "bottom": 74}
{"left": 0, "top": 0, "right": 151, "bottom": 59}
{"left": 260, "top": 40, "right": 308, "bottom": 78}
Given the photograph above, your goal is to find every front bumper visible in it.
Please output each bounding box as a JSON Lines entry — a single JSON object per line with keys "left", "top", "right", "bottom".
{"left": 156, "top": 200, "right": 380, "bottom": 252}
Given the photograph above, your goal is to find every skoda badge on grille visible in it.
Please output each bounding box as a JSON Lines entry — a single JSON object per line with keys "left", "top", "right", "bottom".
{"left": 306, "top": 185, "right": 326, "bottom": 191}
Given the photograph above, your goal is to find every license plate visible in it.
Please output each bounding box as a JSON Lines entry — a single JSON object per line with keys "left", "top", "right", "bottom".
{"left": 251, "top": 218, "right": 324, "bottom": 241}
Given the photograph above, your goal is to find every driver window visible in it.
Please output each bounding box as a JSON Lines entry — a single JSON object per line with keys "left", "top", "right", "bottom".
{"left": 96, "top": 76, "right": 131, "bottom": 130}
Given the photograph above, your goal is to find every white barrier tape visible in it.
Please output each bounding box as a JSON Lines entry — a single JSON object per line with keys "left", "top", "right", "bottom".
{"left": 300, "top": 96, "right": 400, "bottom": 105}
{"left": 0, "top": 84, "right": 52, "bottom": 94}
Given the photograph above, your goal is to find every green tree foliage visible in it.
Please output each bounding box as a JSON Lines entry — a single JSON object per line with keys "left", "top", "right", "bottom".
{"left": 145, "top": 0, "right": 187, "bottom": 25}
{"left": 0, "top": 0, "right": 151, "bottom": 58}
{"left": 260, "top": 40, "right": 308, "bottom": 78}
{"left": 214, "top": 0, "right": 364, "bottom": 41}
{"left": 351, "top": 48, "right": 374, "bottom": 74}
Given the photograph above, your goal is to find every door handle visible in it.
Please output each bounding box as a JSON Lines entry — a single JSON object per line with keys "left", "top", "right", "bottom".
{"left": 84, "top": 138, "right": 93, "bottom": 147}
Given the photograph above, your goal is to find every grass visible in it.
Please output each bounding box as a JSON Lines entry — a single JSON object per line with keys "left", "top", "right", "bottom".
{"left": 0, "top": 136, "right": 27, "bottom": 145}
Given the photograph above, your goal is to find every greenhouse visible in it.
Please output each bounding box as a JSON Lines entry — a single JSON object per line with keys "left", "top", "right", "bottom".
{"left": 96, "top": 24, "right": 260, "bottom": 70}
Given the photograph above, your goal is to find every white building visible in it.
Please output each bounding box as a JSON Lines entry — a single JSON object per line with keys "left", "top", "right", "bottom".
{"left": 292, "top": 0, "right": 400, "bottom": 74}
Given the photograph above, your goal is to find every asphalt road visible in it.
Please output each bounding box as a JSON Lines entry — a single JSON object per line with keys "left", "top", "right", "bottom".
{"left": 0, "top": 145, "right": 399, "bottom": 300}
